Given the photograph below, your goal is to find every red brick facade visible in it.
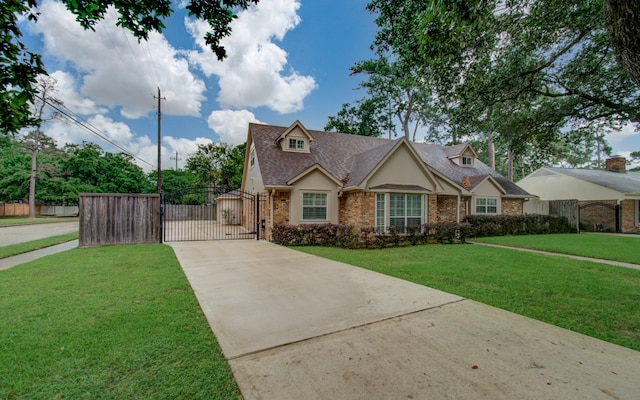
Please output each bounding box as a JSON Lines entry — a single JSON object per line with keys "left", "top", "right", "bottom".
{"left": 267, "top": 191, "right": 525, "bottom": 238}
{"left": 501, "top": 198, "right": 524, "bottom": 216}
{"left": 338, "top": 192, "right": 375, "bottom": 231}
{"left": 620, "top": 199, "right": 639, "bottom": 233}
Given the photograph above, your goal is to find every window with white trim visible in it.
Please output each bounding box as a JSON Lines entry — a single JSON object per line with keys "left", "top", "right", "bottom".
{"left": 302, "top": 192, "right": 327, "bottom": 220}
{"left": 461, "top": 156, "right": 474, "bottom": 166}
{"left": 375, "top": 193, "right": 424, "bottom": 233}
{"left": 476, "top": 198, "right": 498, "bottom": 214}
{"left": 288, "top": 138, "right": 305, "bottom": 150}
{"left": 250, "top": 148, "right": 255, "bottom": 168}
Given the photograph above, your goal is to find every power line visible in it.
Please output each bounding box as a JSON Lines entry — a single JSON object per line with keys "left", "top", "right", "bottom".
{"left": 37, "top": 94, "right": 154, "bottom": 168}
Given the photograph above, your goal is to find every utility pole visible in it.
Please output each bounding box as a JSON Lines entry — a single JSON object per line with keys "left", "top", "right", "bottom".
{"left": 170, "top": 151, "right": 181, "bottom": 170}
{"left": 154, "top": 87, "right": 166, "bottom": 193}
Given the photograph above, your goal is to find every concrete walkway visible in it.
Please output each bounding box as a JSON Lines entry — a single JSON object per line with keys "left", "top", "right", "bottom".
{"left": 469, "top": 241, "right": 640, "bottom": 271}
{"left": 169, "top": 240, "right": 640, "bottom": 400}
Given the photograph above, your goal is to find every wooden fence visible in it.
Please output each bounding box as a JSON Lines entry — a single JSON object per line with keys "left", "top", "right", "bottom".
{"left": 0, "top": 204, "right": 41, "bottom": 216}
{"left": 79, "top": 193, "right": 160, "bottom": 247}
{"left": 524, "top": 199, "right": 579, "bottom": 232}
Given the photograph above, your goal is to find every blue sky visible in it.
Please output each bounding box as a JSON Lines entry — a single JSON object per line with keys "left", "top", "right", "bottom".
{"left": 20, "top": 0, "right": 640, "bottom": 171}
{"left": 21, "top": 0, "right": 378, "bottom": 171}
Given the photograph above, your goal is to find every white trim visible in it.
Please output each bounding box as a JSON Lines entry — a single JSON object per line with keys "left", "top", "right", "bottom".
{"left": 474, "top": 197, "right": 500, "bottom": 215}
{"left": 300, "top": 191, "right": 329, "bottom": 222}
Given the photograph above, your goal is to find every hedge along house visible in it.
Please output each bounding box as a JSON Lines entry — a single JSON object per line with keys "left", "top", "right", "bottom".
{"left": 242, "top": 121, "right": 532, "bottom": 240}
{"left": 517, "top": 157, "right": 640, "bottom": 233}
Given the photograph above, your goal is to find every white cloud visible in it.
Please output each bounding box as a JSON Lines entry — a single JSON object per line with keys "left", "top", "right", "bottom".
{"left": 45, "top": 71, "right": 107, "bottom": 115}
{"left": 186, "top": 0, "right": 317, "bottom": 113}
{"left": 605, "top": 123, "right": 638, "bottom": 143}
{"left": 207, "top": 109, "right": 263, "bottom": 145}
{"left": 32, "top": 0, "right": 206, "bottom": 119}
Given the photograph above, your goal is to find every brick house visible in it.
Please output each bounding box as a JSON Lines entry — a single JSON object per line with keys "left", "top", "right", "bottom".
{"left": 517, "top": 157, "right": 640, "bottom": 232}
{"left": 242, "top": 121, "right": 532, "bottom": 240}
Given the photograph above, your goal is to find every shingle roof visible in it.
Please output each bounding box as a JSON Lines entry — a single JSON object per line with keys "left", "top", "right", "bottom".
{"left": 250, "top": 123, "right": 531, "bottom": 197}
{"left": 545, "top": 167, "right": 640, "bottom": 194}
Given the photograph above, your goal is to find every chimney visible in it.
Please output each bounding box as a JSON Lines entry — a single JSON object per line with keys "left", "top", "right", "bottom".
{"left": 462, "top": 176, "right": 471, "bottom": 189}
{"left": 605, "top": 157, "right": 626, "bottom": 173}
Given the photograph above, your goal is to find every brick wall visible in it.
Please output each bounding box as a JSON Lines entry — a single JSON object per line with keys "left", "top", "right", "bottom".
{"left": 436, "top": 196, "right": 458, "bottom": 223}
{"left": 339, "top": 192, "right": 374, "bottom": 230}
{"left": 579, "top": 200, "right": 617, "bottom": 232}
{"left": 501, "top": 199, "right": 523, "bottom": 216}
{"left": 427, "top": 195, "right": 438, "bottom": 224}
{"left": 620, "top": 199, "right": 639, "bottom": 233}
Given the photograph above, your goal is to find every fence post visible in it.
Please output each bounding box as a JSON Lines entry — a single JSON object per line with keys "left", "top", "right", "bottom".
{"left": 255, "top": 193, "right": 260, "bottom": 240}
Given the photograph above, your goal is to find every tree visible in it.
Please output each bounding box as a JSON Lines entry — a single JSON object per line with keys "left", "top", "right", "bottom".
{"left": 325, "top": 99, "right": 392, "bottom": 137}
{"left": 185, "top": 142, "right": 245, "bottom": 189}
{"left": 604, "top": 0, "right": 640, "bottom": 84}
{"left": 1, "top": 0, "right": 259, "bottom": 135}
{"left": 417, "top": 0, "right": 639, "bottom": 172}
{"left": 146, "top": 169, "right": 198, "bottom": 194}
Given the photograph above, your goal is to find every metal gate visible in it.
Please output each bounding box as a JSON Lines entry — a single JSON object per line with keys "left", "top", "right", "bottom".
{"left": 162, "top": 186, "right": 261, "bottom": 242}
{"left": 578, "top": 201, "right": 620, "bottom": 232}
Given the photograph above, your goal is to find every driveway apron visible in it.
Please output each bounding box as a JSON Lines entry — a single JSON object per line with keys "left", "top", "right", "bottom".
{"left": 169, "top": 240, "right": 640, "bottom": 400}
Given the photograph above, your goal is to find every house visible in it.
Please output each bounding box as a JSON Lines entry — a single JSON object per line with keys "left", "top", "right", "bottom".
{"left": 241, "top": 121, "right": 532, "bottom": 240}
{"left": 517, "top": 157, "right": 640, "bottom": 232}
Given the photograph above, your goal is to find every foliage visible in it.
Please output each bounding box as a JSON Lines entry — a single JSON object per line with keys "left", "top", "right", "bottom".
{"left": 1, "top": 0, "right": 259, "bottom": 134}
{"left": 0, "top": 244, "right": 239, "bottom": 399}
{"left": 147, "top": 168, "right": 199, "bottom": 193}
{"left": 604, "top": 0, "right": 640, "bottom": 84}
{"left": 185, "top": 142, "right": 245, "bottom": 188}
{"left": 324, "top": 98, "right": 391, "bottom": 137}
{"left": 418, "top": 0, "right": 639, "bottom": 168}
{"left": 0, "top": 135, "right": 150, "bottom": 204}
{"left": 297, "top": 244, "right": 640, "bottom": 351}
{"left": 464, "top": 214, "right": 574, "bottom": 237}
{"left": 272, "top": 221, "right": 472, "bottom": 248}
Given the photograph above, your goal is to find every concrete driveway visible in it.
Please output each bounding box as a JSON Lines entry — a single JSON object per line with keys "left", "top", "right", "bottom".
{"left": 0, "top": 221, "right": 78, "bottom": 246}
{"left": 169, "top": 240, "right": 640, "bottom": 400}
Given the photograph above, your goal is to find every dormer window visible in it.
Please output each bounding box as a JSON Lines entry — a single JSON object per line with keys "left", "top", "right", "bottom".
{"left": 289, "top": 138, "right": 305, "bottom": 150}
{"left": 462, "top": 156, "right": 474, "bottom": 166}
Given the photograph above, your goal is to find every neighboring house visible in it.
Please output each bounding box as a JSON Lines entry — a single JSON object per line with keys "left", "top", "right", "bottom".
{"left": 517, "top": 157, "right": 640, "bottom": 232}
{"left": 242, "top": 121, "right": 532, "bottom": 240}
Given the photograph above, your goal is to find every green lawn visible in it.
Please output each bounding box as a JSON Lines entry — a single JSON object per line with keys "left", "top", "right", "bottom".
{"left": 0, "top": 232, "right": 79, "bottom": 259}
{"left": 0, "top": 245, "right": 238, "bottom": 400}
{"left": 0, "top": 216, "right": 78, "bottom": 227}
{"left": 296, "top": 244, "right": 640, "bottom": 351}
{"left": 472, "top": 233, "right": 640, "bottom": 264}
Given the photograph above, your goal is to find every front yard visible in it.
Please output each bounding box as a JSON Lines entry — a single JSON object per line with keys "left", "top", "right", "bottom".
{"left": 297, "top": 242, "right": 640, "bottom": 351}
{"left": 472, "top": 233, "right": 640, "bottom": 264}
{"left": 0, "top": 245, "right": 238, "bottom": 400}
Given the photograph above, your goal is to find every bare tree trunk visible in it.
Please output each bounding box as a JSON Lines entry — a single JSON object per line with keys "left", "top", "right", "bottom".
{"left": 28, "top": 132, "right": 39, "bottom": 219}
{"left": 507, "top": 148, "right": 514, "bottom": 182}
{"left": 487, "top": 131, "right": 495, "bottom": 170}
{"left": 412, "top": 120, "right": 419, "bottom": 142}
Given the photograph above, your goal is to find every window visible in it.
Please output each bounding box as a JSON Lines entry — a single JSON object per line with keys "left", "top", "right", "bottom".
{"left": 476, "top": 198, "right": 498, "bottom": 214}
{"left": 375, "top": 193, "right": 424, "bottom": 233}
{"left": 250, "top": 148, "right": 255, "bottom": 168}
{"left": 462, "top": 156, "right": 474, "bottom": 166}
{"left": 302, "top": 193, "right": 327, "bottom": 220}
{"left": 288, "top": 138, "right": 305, "bottom": 150}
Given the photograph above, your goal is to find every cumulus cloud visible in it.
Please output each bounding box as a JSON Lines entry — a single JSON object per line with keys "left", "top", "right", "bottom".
{"left": 32, "top": 0, "right": 206, "bottom": 119}
{"left": 605, "top": 123, "right": 638, "bottom": 143}
{"left": 186, "top": 0, "right": 317, "bottom": 113}
{"left": 207, "top": 110, "right": 264, "bottom": 145}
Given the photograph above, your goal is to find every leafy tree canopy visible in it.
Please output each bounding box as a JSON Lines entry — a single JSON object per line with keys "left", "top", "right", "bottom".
{"left": 185, "top": 142, "right": 245, "bottom": 189}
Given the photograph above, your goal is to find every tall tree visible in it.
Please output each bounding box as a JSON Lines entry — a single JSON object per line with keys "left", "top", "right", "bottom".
{"left": 186, "top": 142, "right": 245, "bottom": 189}
{"left": 1, "top": 0, "right": 259, "bottom": 135}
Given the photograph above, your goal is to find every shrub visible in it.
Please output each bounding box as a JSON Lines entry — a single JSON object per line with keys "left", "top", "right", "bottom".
{"left": 273, "top": 222, "right": 471, "bottom": 248}
{"left": 464, "top": 214, "right": 573, "bottom": 237}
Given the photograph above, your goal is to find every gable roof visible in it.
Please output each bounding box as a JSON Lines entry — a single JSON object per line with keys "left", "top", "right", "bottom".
{"left": 276, "top": 119, "right": 314, "bottom": 143}
{"left": 539, "top": 167, "right": 640, "bottom": 195}
{"left": 248, "top": 123, "right": 531, "bottom": 197}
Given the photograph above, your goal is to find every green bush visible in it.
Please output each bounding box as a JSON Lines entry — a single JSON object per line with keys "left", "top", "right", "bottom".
{"left": 464, "top": 214, "right": 573, "bottom": 237}
{"left": 272, "top": 222, "right": 471, "bottom": 248}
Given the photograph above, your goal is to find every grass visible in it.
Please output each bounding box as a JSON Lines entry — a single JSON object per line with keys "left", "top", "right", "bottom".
{"left": 0, "top": 245, "right": 239, "bottom": 400}
{"left": 0, "top": 216, "right": 78, "bottom": 227}
{"left": 471, "top": 233, "right": 640, "bottom": 264}
{"left": 0, "top": 232, "right": 79, "bottom": 259}
{"left": 295, "top": 244, "right": 640, "bottom": 351}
